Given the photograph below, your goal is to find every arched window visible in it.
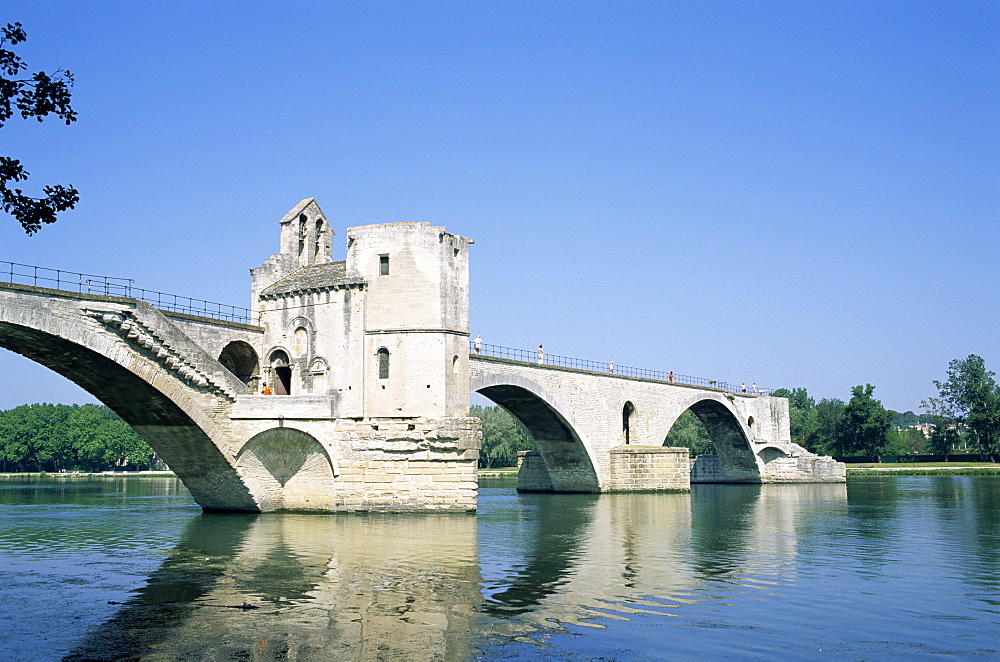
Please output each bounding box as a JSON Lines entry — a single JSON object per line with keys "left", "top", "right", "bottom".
{"left": 314, "top": 219, "right": 325, "bottom": 262}
{"left": 377, "top": 348, "right": 390, "bottom": 380}
{"left": 292, "top": 327, "right": 308, "bottom": 357}
{"left": 622, "top": 401, "right": 636, "bottom": 444}
{"left": 310, "top": 358, "right": 329, "bottom": 394}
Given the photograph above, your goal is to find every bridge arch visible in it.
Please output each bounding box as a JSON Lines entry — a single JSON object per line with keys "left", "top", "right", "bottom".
{"left": 758, "top": 446, "right": 787, "bottom": 464}
{"left": 218, "top": 340, "right": 260, "bottom": 388}
{"left": 657, "top": 393, "right": 762, "bottom": 481}
{"left": 235, "top": 427, "right": 337, "bottom": 511}
{"left": 0, "top": 297, "right": 260, "bottom": 511}
{"left": 470, "top": 372, "right": 600, "bottom": 492}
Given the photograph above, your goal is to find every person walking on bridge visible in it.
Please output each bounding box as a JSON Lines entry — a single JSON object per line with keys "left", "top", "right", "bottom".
{"left": 537, "top": 344, "right": 544, "bottom": 364}
{"left": 474, "top": 334, "right": 482, "bottom": 354}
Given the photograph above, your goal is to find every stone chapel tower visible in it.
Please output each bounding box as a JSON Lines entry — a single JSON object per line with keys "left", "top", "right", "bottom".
{"left": 234, "top": 200, "right": 481, "bottom": 512}
{"left": 249, "top": 199, "right": 473, "bottom": 419}
{"left": 345, "top": 222, "right": 473, "bottom": 418}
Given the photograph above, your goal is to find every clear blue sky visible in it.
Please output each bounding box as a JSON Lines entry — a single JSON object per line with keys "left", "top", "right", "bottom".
{"left": 0, "top": 1, "right": 997, "bottom": 414}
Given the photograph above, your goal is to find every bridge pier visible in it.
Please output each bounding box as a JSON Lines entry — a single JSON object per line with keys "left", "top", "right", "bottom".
{"left": 516, "top": 450, "right": 552, "bottom": 492}
{"left": 607, "top": 446, "right": 690, "bottom": 491}
{"left": 228, "top": 397, "right": 480, "bottom": 511}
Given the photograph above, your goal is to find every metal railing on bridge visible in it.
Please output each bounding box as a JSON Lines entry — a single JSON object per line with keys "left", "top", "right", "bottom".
{"left": 0, "top": 260, "right": 252, "bottom": 324}
{"left": 470, "top": 341, "right": 775, "bottom": 396}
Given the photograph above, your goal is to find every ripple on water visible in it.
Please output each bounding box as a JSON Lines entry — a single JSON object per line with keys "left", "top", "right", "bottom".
{"left": 3, "top": 476, "right": 1000, "bottom": 660}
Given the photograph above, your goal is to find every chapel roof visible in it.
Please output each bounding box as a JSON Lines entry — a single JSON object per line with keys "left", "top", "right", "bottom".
{"left": 259, "top": 261, "right": 364, "bottom": 299}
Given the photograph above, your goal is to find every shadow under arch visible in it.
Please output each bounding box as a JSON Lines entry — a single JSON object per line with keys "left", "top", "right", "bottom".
{"left": 235, "top": 427, "right": 337, "bottom": 511}
{"left": 218, "top": 340, "right": 260, "bottom": 387}
{"left": 661, "top": 394, "right": 762, "bottom": 482}
{"left": 471, "top": 373, "right": 599, "bottom": 492}
{"left": 0, "top": 312, "right": 259, "bottom": 512}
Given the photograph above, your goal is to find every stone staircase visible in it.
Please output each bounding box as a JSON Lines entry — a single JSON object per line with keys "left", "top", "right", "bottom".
{"left": 84, "top": 301, "right": 248, "bottom": 402}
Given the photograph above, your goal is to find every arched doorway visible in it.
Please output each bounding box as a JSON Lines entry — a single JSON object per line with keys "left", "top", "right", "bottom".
{"left": 269, "top": 349, "right": 292, "bottom": 395}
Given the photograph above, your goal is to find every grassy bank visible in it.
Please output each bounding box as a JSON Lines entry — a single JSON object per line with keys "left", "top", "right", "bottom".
{"left": 0, "top": 470, "right": 175, "bottom": 477}
{"left": 847, "top": 462, "right": 1000, "bottom": 476}
{"left": 478, "top": 467, "right": 518, "bottom": 477}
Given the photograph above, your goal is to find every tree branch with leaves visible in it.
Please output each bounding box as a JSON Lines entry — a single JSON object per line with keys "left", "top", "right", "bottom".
{"left": 0, "top": 21, "right": 78, "bottom": 234}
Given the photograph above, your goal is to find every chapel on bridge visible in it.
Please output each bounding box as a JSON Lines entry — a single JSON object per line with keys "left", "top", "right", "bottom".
{"left": 247, "top": 198, "right": 474, "bottom": 419}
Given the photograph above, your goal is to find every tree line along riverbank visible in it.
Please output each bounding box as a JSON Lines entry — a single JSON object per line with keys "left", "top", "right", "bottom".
{"left": 5, "top": 348, "right": 998, "bottom": 474}
{"left": 0, "top": 403, "right": 156, "bottom": 472}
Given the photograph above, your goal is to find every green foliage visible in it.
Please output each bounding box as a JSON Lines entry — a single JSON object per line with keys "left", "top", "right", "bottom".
{"left": 773, "top": 387, "right": 814, "bottom": 411}
{"left": 0, "top": 22, "right": 79, "bottom": 234}
{"left": 0, "top": 403, "right": 154, "bottom": 472}
{"left": 772, "top": 387, "right": 846, "bottom": 455}
{"left": 837, "top": 384, "right": 892, "bottom": 457}
{"left": 469, "top": 404, "right": 535, "bottom": 468}
{"left": 805, "top": 398, "right": 843, "bottom": 455}
{"left": 925, "top": 354, "right": 1000, "bottom": 461}
{"left": 773, "top": 362, "right": 1000, "bottom": 461}
{"left": 850, "top": 467, "right": 1000, "bottom": 476}
{"left": 926, "top": 416, "right": 963, "bottom": 456}
{"left": 664, "top": 409, "right": 714, "bottom": 457}
{"left": 884, "top": 427, "right": 928, "bottom": 456}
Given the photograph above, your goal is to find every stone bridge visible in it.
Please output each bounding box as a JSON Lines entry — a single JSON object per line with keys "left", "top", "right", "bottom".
{"left": 471, "top": 355, "right": 843, "bottom": 492}
{"left": 0, "top": 282, "right": 265, "bottom": 511}
{"left": 0, "top": 200, "right": 843, "bottom": 512}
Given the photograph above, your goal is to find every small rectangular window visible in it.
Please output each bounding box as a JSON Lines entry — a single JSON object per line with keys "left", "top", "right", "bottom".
{"left": 379, "top": 255, "right": 389, "bottom": 276}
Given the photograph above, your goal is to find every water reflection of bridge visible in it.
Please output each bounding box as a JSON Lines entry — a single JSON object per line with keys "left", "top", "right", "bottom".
{"left": 67, "top": 483, "right": 847, "bottom": 659}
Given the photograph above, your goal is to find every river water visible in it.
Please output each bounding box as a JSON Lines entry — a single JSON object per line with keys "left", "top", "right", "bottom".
{"left": 0, "top": 475, "right": 997, "bottom": 660}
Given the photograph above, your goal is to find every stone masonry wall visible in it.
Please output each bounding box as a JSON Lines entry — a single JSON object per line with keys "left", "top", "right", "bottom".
{"left": 761, "top": 453, "right": 847, "bottom": 483}
{"left": 607, "top": 446, "right": 690, "bottom": 491}
{"left": 331, "top": 416, "right": 480, "bottom": 511}
{"left": 228, "top": 396, "right": 482, "bottom": 511}
{"left": 516, "top": 450, "right": 553, "bottom": 492}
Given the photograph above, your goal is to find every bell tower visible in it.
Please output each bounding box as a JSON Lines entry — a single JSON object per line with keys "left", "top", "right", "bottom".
{"left": 251, "top": 198, "right": 334, "bottom": 304}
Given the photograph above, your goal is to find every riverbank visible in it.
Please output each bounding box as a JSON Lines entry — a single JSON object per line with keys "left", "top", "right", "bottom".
{"left": 7, "top": 466, "right": 998, "bottom": 479}
{"left": 0, "top": 470, "right": 176, "bottom": 477}
{"left": 847, "top": 462, "right": 1000, "bottom": 476}
{"left": 478, "top": 468, "right": 518, "bottom": 477}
